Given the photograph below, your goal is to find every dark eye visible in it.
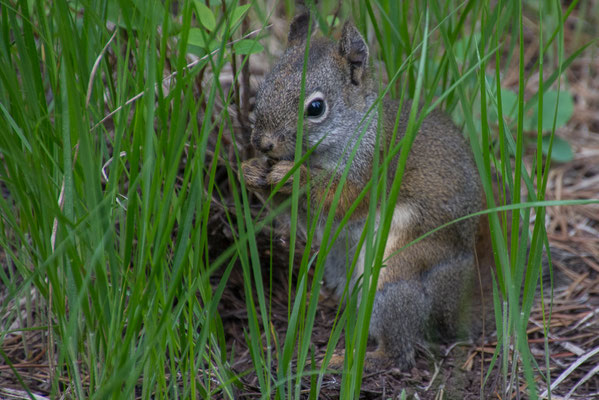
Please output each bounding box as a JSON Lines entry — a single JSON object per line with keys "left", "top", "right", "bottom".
{"left": 306, "top": 99, "right": 325, "bottom": 118}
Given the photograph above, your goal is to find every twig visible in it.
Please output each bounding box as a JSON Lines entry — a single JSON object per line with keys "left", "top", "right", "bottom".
{"left": 540, "top": 345, "right": 599, "bottom": 398}
{"left": 0, "top": 387, "right": 49, "bottom": 400}
{"left": 564, "top": 363, "right": 599, "bottom": 400}
{"left": 86, "top": 28, "right": 118, "bottom": 107}
{"left": 529, "top": 318, "right": 585, "bottom": 356}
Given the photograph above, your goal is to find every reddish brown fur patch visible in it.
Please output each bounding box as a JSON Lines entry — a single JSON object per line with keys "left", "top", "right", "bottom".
{"left": 317, "top": 179, "right": 370, "bottom": 221}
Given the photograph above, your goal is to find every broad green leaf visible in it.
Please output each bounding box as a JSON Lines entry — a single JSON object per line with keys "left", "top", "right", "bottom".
{"left": 454, "top": 33, "right": 481, "bottom": 62}
{"left": 188, "top": 28, "right": 208, "bottom": 48}
{"left": 230, "top": 4, "right": 251, "bottom": 28}
{"left": 529, "top": 90, "right": 574, "bottom": 132}
{"left": 326, "top": 14, "right": 341, "bottom": 28}
{"left": 187, "top": 28, "right": 218, "bottom": 56}
{"left": 195, "top": 1, "right": 216, "bottom": 31}
{"left": 233, "top": 39, "right": 264, "bottom": 55}
{"left": 500, "top": 88, "right": 519, "bottom": 120}
{"left": 489, "top": 87, "right": 518, "bottom": 124}
{"left": 542, "top": 135, "right": 573, "bottom": 163}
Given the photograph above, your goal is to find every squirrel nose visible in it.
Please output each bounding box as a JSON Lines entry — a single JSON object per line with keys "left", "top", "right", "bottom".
{"left": 258, "top": 138, "right": 274, "bottom": 154}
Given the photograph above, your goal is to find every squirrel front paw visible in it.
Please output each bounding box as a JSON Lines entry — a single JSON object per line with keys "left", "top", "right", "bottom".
{"left": 241, "top": 157, "right": 270, "bottom": 190}
{"left": 266, "top": 160, "right": 296, "bottom": 193}
{"left": 241, "top": 159, "right": 303, "bottom": 194}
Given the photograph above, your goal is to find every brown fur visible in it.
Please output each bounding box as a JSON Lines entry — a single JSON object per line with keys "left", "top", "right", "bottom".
{"left": 240, "top": 13, "right": 483, "bottom": 370}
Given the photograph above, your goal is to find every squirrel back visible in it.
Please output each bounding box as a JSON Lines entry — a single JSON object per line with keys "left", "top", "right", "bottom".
{"left": 242, "top": 13, "right": 484, "bottom": 370}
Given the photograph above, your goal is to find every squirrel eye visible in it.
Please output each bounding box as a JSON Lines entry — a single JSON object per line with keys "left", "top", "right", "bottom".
{"left": 306, "top": 99, "right": 325, "bottom": 118}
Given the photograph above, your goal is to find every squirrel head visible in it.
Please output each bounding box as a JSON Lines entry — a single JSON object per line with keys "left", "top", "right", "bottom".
{"left": 251, "top": 13, "right": 378, "bottom": 166}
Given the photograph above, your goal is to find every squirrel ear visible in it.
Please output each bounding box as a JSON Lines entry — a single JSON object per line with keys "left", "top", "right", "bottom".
{"left": 339, "top": 21, "right": 369, "bottom": 85}
{"left": 288, "top": 12, "right": 311, "bottom": 47}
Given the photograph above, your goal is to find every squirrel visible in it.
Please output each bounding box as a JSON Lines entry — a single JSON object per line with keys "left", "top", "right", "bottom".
{"left": 241, "top": 13, "right": 484, "bottom": 371}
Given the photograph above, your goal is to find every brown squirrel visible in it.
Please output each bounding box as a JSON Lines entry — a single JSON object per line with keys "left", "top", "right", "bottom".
{"left": 241, "top": 13, "right": 483, "bottom": 370}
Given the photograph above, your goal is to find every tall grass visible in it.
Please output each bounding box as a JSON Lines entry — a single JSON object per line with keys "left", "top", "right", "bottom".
{"left": 0, "top": 0, "right": 596, "bottom": 399}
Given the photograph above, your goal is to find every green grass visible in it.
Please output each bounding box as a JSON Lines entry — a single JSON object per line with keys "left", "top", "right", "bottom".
{"left": 0, "top": 0, "right": 597, "bottom": 399}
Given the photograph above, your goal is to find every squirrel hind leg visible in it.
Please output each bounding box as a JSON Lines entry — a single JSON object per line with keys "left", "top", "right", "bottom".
{"left": 424, "top": 253, "right": 476, "bottom": 340}
{"left": 369, "top": 280, "right": 432, "bottom": 371}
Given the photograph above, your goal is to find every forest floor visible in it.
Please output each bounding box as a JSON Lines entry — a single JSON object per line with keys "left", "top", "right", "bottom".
{"left": 1, "top": 3, "right": 598, "bottom": 400}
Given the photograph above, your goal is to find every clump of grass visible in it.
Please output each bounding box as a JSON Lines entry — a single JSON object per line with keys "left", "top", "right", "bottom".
{"left": 0, "top": 0, "right": 596, "bottom": 399}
